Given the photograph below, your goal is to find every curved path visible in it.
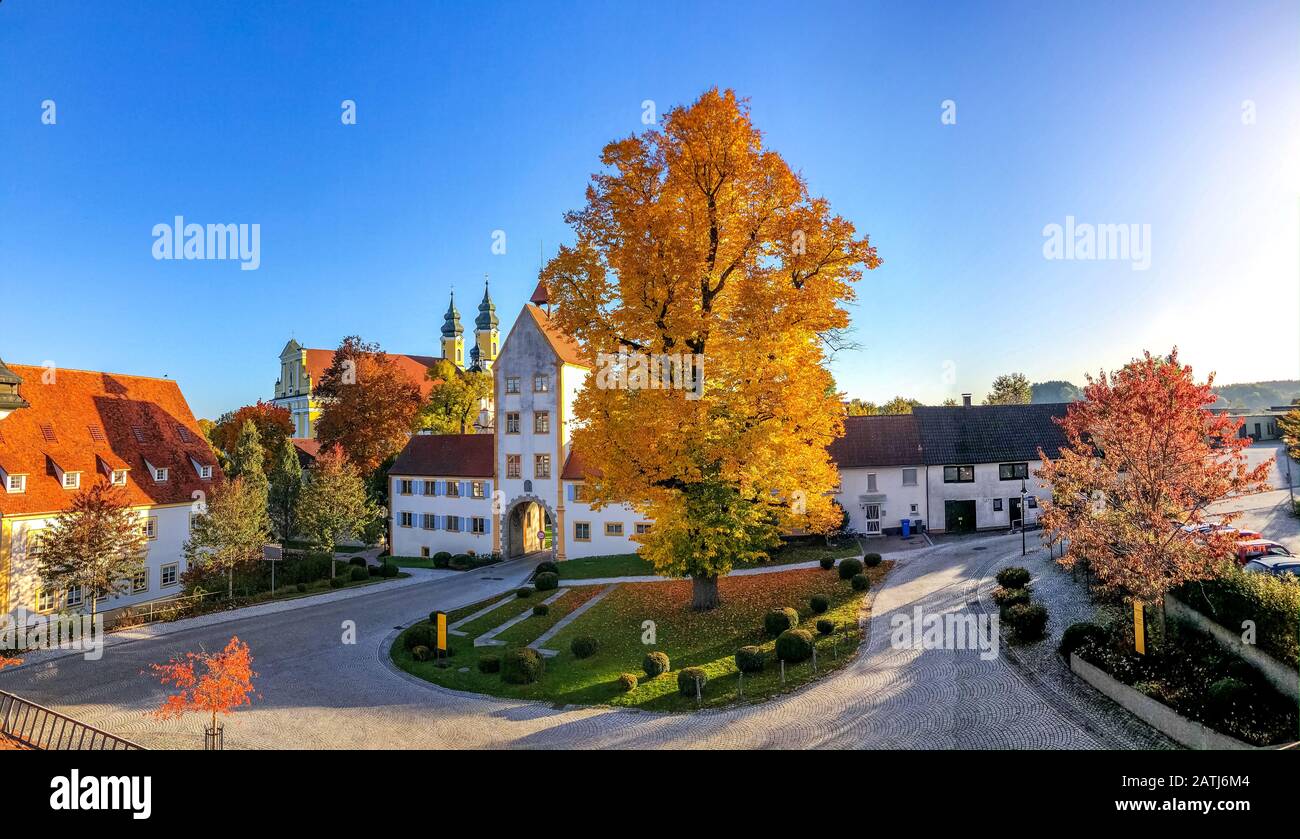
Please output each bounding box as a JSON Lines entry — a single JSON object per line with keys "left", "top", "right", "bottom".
{"left": 0, "top": 534, "right": 1156, "bottom": 749}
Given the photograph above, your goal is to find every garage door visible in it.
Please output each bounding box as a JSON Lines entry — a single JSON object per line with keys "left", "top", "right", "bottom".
{"left": 945, "top": 500, "right": 976, "bottom": 533}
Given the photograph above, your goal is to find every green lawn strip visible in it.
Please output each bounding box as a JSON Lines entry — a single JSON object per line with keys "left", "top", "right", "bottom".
{"left": 392, "top": 562, "right": 891, "bottom": 711}
{"left": 452, "top": 592, "right": 544, "bottom": 639}
{"left": 388, "top": 555, "right": 435, "bottom": 568}
{"left": 559, "top": 542, "right": 861, "bottom": 581}
{"left": 494, "top": 585, "right": 606, "bottom": 647}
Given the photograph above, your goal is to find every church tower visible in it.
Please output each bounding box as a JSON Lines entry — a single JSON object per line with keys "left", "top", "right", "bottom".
{"left": 441, "top": 293, "right": 464, "bottom": 369}
{"left": 473, "top": 277, "right": 499, "bottom": 371}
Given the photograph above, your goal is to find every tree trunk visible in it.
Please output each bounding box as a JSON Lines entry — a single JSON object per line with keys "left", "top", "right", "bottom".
{"left": 228, "top": 567, "right": 233, "bottom": 600}
{"left": 691, "top": 575, "right": 721, "bottom": 611}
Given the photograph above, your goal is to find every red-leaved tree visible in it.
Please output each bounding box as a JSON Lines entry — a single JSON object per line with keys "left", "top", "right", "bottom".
{"left": 1038, "top": 349, "right": 1270, "bottom": 605}
{"left": 149, "top": 637, "right": 258, "bottom": 739}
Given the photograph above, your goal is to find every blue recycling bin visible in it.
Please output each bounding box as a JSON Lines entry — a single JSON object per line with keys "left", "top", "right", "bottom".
{"left": 901, "top": 519, "right": 911, "bottom": 538}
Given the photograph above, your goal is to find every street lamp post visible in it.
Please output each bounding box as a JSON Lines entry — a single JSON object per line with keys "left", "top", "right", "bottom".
{"left": 1020, "top": 479, "right": 1028, "bottom": 556}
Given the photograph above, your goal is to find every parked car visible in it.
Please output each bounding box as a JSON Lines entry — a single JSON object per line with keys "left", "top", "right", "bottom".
{"left": 1180, "top": 522, "right": 1261, "bottom": 540}
{"left": 1234, "top": 539, "right": 1294, "bottom": 565}
{"left": 1242, "top": 557, "right": 1300, "bottom": 579}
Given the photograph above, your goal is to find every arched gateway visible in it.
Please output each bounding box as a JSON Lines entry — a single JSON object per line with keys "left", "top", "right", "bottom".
{"left": 502, "top": 495, "right": 556, "bottom": 558}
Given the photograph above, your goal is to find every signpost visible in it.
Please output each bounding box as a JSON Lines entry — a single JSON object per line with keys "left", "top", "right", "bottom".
{"left": 263, "top": 544, "right": 284, "bottom": 595}
{"left": 434, "top": 611, "right": 448, "bottom": 668}
{"left": 1133, "top": 601, "right": 1145, "bottom": 655}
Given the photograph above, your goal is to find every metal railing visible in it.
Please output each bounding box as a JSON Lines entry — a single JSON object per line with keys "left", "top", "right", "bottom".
{"left": 0, "top": 690, "right": 144, "bottom": 750}
{"left": 105, "top": 589, "right": 223, "bottom": 630}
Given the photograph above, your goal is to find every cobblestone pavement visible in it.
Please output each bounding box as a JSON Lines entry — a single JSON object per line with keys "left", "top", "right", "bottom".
{"left": 0, "top": 534, "right": 1161, "bottom": 749}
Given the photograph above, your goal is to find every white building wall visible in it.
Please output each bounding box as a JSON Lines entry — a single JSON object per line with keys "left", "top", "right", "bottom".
{"left": 559, "top": 483, "right": 644, "bottom": 558}
{"left": 389, "top": 477, "right": 495, "bottom": 557}
{"left": 925, "top": 461, "right": 1050, "bottom": 532}
{"left": 835, "top": 466, "right": 927, "bottom": 536}
{"left": 5, "top": 502, "right": 194, "bottom": 615}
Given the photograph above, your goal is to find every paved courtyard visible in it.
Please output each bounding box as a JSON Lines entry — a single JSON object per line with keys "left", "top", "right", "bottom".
{"left": 0, "top": 534, "right": 1164, "bottom": 749}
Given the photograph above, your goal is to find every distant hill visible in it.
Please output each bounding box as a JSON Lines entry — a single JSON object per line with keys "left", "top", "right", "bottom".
{"left": 1210, "top": 380, "right": 1300, "bottom": 410}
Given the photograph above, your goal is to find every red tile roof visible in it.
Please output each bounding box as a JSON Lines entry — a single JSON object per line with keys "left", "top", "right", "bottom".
{"left": 389, "top": 433, "right": 493, "bottom": 478}
{"left": 0, "top": 365, "right": 222, "bottom": 517}
{"left": 561, "top": 449, "right": 589, "bottom": 480}
{"left": 524, "top": 304, "right": 589, "bottom": 368}
{"left": 827, "top": 415, "right": 923, "bottom": 468}
{"left": 302, "top": 349, "right": 443, "bottom": 399}
{"left": 291, "top": 437, "right": 320, "bottom": 467}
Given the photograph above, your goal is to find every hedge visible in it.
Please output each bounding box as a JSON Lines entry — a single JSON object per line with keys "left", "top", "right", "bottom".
{"left": 1174, "top": 568, "right": 1300, "bottom": 668}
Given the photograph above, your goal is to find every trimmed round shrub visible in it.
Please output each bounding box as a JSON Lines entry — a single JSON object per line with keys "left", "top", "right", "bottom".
{"left": 350, "top": 566, "right": 368, "bottom": 582}
{"left": 993, "top": 586, "right": 1030, "bottom": 608}
{"left": 819, "top": 557, "right": 836, "bottom": 571}
{"left": 996, "top": 566, "right": 1031, "bottom": 589}
{"left": 296, "top": 582, "right": 307, "bottom": 593}
{"left": 532, "top": 603, "right": 550, "bottom": 617}
{"left": 1058, "top": 621, "right": 1107, "bottom": 658}
{"left": 838, "top": 557, "right": 864, "bottom": 580}
{"left": 535, "top": 560, "right": 559, "bottom": 575}
{"left": 368, "top": 565, "right": 380, "bottom": 576}
{"left": 816, "top": 618, "right": 835, "bottom": 635}
{"left": 776, "top": 629, "right": 815, "bottom": 663}
{"left": 810, "top": 594, "right": 830, "bottom": 614}
{"left": 515, "top": 587, "right": 533, "bottom": 598}
{"left": 1004, "top": 602, "right": 1049, "bottom": 641}
{"left": 570, "top": 636, "right": 599, "bottom": 659}
{"left": 412, "top": 645, "right": 431, "bottom": 662}
{"left": 403, "top": 623, "right": 436, "bottom": 651}
{"left": 764, "top": 607, "right": 800, "bottom": 637}
{"left": 451, "top": 554, "right": 472, "bottom": 569}
{"left": 381, "top": 562, "right": 399, "bottom": 578}
{"left": 735, "top": 646, "right": 765, "bottom": 674}
{"left": 643, "top": 651, "right": 670, "bottom": 678}
{"left": 477, "top": 655, "right": 501, "bottom": 674}
{"left": 500, "top": 647, "right": 545, "bottom": 684}
{"left": 329, "top": 577, "right": 346, "bottom": 589}
{"left": 1208, "top": 677, "right": 1250, "bottom": 714}
{"left": 534, "top": 571, "right": 559, "bottom": 592}
{"left": 349, "top": 556, "right": 367, "bottom": 568}
{"left": 850, "top": 573, "right": 870, "bottom": 591}
{"left": 864, "top": 552, "right": 883, "bottom": 568}
{"left": 677, "top": 667, "right": 709, "bottom": 697}
{"left": 617, "top": 672, "right": 638, "bottom": 692}
{"left": 432, "top": 551, "right": 452, "bottom": 569}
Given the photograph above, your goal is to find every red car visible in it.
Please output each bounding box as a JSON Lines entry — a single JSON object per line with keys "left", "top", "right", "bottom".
{"left": 1234, "top": 539, "right": 1294, "bottom": 566}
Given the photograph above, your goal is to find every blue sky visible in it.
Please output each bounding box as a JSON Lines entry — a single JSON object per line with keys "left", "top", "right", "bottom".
{"left": 2, "top": 0, "right": 1297, "bottom": 419}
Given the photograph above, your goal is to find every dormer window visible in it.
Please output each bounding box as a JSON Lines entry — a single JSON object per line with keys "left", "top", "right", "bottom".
{"left": 6, "top": 474, "right": 26, "bottom": 494}
{"left": 199, "top": 465, "right": 212, "bottom": 480}
{"left": 111, "top": 469, "right": 128, "bottom": 487}
{"left": 62, "top": 471, "right": 81, "bottom": 490}
{"left": 154, "top": 467, "right": 169, "bottom": 482}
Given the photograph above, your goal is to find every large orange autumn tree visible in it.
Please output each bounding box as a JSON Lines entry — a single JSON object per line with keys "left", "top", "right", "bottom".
{"left": 1038, "top": 349, "right": 1270, "bottom": 604}
{"left": 543, "top": 89, "right": 879, "bottom": 609}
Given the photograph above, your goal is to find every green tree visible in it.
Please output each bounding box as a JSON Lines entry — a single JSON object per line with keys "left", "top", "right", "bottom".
{"left": 295, "top": 448, "right": 377, "bottom": 578}
{"left": 185, "top": 476, "right": 273, "bottom": 599}
{"left": 229, "top": 420, "right": 269, "bottom": 492}
{"left": 879, "top": 396, "right": 922, "bottom": 415}
{"left": 1031, "top": 380, "right": 1082, "bottom": 403}
{"left": 845, "top": 398, "right": 878, "bottom": 416}
{"left": 985, "top": 372, "right": 1031, "bottom": 405}
{"left": 267, "top": 436, "right": 303, "bottom": 543}
{"left": 420, "top": 359, "right": 494, "bottom": 434}
{"left": 34, "top": 481, "right": 146, "bottom": 620}
{"left": 941, "top": 398, "right": 959, "bottom": 406}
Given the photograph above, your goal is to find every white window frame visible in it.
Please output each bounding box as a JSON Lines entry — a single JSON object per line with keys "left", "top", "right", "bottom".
{"left": 36, "top": 588, "right": 54, "bottom": 612}
{"left": 902, "top": 468, "right": 918, "bottom": 487}
{"left": 506, "top": 412, "right": 520, "bottom": 433}
{"left": 142, "top": 517, "right": 158, "bottom": 540}
{"left": 605, "top": 522, "right": 624, "bottom": 537}
{"left": 534, "top": 411, "right": 550, "bottom": 434}
{"left": 533, "top": 374, "right": 550, "bottom": 393}
{"left": 505, "top": 376, "right": 521, "bottom": 394}
{"left": 160, "top": 563, "right": 179, "bottom": 588}
{"left": 7, "top": 474, "right": 27, "bottom": 493}
{"left": 66, "top": 585, "right": 83, "bottom": 607}
{"left": 471, "top": 516, "right": 486, "bottom": 535}
{"left": 574, "top": 521, "right": 591, "bottom": 542}
{"left": 111, "top": 469, "right": 128, "bottom": 487}
{"left": 399, "top": 511, "right": 413, "bottom": 528}
{"left": 63, "top": 471, "right": 81, "bottom": 490}
{"left": 866, "top": 473, "right": 877, "bottom": 492}
{"left": 199, "top": 464, "right": 213, "bottom": 480}
{"left": 132, "top": 569, "right": 149, "bottom": 594}
{"left": 153, "top": 467, "right": 169, "bottom": 483}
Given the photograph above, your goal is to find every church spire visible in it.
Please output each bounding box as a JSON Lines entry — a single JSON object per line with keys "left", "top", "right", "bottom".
{"left": 475, "top": 275, "right": 499, "bottom": 331}
{"left": 441, "top": 292, "right": 465, "bottom": 369}
{"left": 441, "top": 292, "right": 463, "bottom": 338}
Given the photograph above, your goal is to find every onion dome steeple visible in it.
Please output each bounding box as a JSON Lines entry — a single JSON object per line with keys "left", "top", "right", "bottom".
{"left": 441, "top": 292, "right": 463, "bottom": 338}
{"left": 475, "top": 277, "right": 499, "bottom": 331}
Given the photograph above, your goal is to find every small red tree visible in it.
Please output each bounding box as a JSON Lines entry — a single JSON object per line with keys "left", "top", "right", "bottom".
{"left": 0, "top": 656, "right": 19, "bottom": 671}
{"left": 149, "top": 637, "right": 258, "bottom": 739}
{"left": 1039, "top": 349, "right": 1270, "bottom": 605}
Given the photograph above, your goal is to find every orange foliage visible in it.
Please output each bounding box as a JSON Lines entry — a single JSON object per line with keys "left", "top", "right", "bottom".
{"left": 1038, "top": 349, "right": 1271, "bottom": 602}
{"left": 149, "top": 636, "right": 258, "bottom": 732}
{"left": 314, "top": 337, "right": 424, "bottom": 473}
{"left": 0, "top": 656, "right": 20, "bottom": 671}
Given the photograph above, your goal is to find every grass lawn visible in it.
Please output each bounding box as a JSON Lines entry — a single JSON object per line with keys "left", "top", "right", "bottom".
{"left": 557, "top": 540, "right": 863, "bottom": 581}
{"left": 392, "top": 561, "right": 892, "bottom": 712}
